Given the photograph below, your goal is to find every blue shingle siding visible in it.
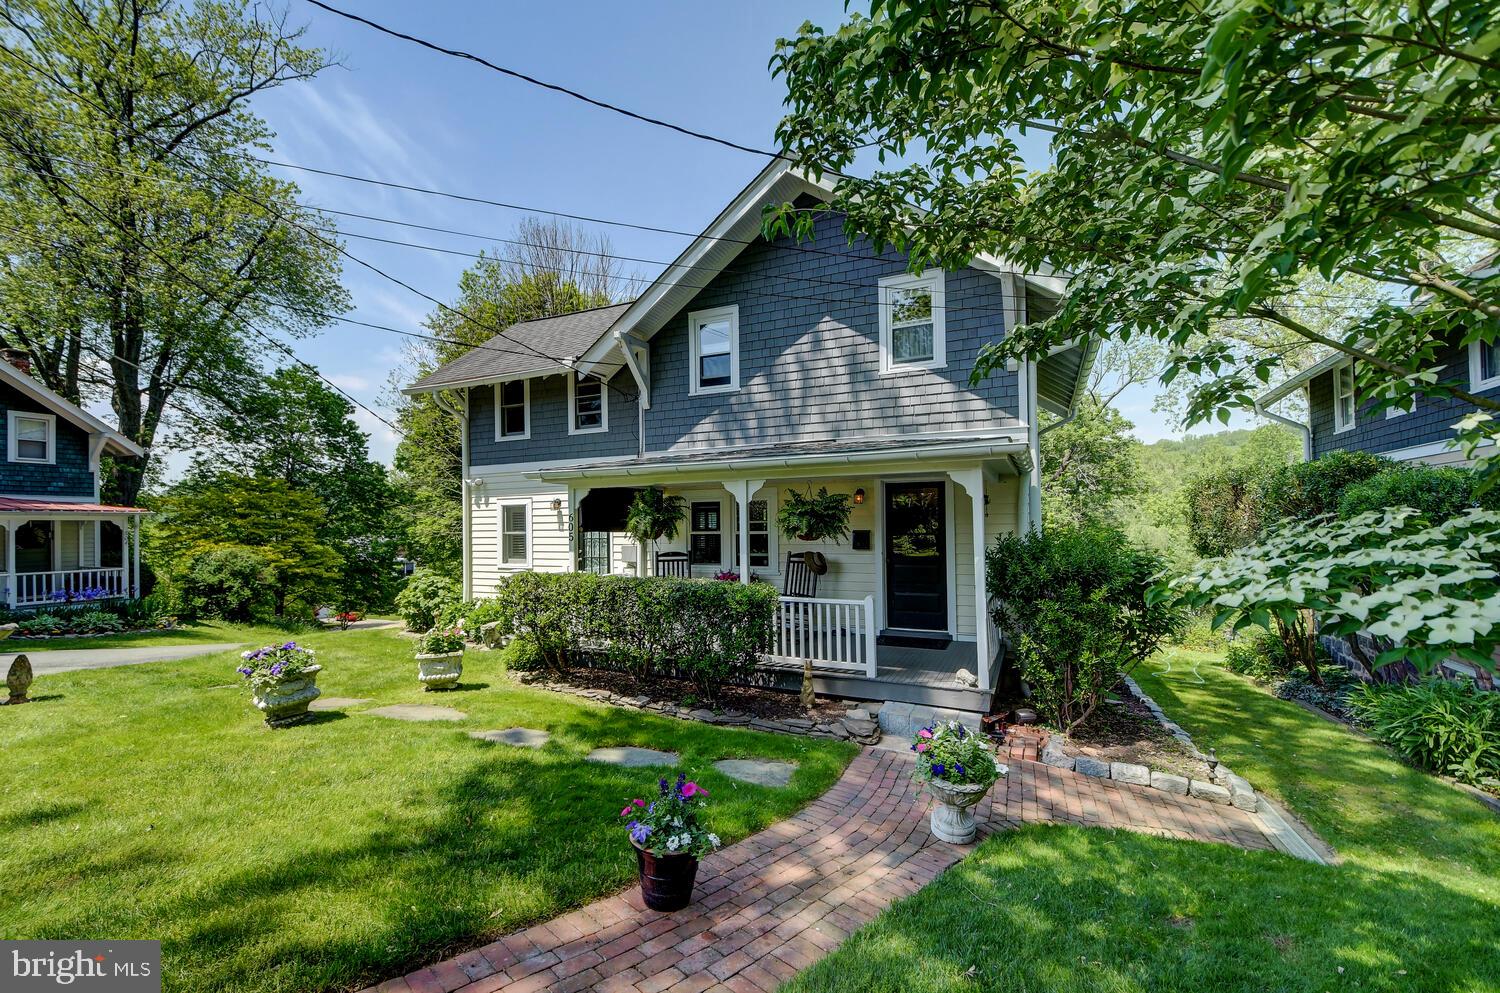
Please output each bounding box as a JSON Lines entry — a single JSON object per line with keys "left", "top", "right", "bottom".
{"left": 1309, "top": 340, "right": 1500, "bottom": 459}
{"left": 0, "top": 384, "right": 95, "bottom": 497}
{"left": 469, "top": 368, "right": 639, "bottom": 466}
{"left": 645, "top": 211, "right": 1020, "bottom": 452}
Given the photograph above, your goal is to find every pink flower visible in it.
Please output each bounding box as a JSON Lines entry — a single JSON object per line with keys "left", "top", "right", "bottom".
{"left": 917, "top": 729, "right": 933, "bottom": 739}
{"left": 915, "top": 742, "right": 929, "bottom": 753}
{"left": 682, "top": 782, "right": 707, "bottom": 798}
{"left": 620, "top": 806, "right": 632, "bottom": 817}
{"left": 633, "top": 799, "right": 647, "bottom": 808}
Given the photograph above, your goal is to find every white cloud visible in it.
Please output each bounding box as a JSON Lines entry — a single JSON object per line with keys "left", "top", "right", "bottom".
{"left": 328, "top": 372, "right": 372, "bottom": 391}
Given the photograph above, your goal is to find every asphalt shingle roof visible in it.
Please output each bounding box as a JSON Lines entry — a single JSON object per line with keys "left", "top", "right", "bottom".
{"left": 405, "top": 302, "right": 632, "bottom": 392}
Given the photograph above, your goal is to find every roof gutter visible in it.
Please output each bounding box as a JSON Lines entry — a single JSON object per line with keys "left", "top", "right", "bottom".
{"left": 528, "top": 438, "right": 1028, "bottom": 481}
{"left": 1255, "top": 395, "right": 1313, "bottom": 462}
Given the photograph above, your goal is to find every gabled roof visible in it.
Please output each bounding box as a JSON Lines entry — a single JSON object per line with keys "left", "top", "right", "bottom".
{"left": 403, "top": 302, "right": 633, "bottom": 395}
{"left": 0, "top": 362, "right": 144, "bottom": 457}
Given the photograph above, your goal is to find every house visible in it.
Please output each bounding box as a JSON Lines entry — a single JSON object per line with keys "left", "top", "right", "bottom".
{"left": 0, "top": 350, "right": 147, "bottom": 609}
{"left": 1256, "top": 333, "right": 1500, "bottom": 466}
{"left": 403, "top": 162, "right": 1094, "bottom": 710}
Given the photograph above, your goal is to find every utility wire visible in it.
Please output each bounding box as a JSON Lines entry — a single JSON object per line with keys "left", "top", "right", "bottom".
{"left": 302, "top": 0, "right": 786, "bottom": 160}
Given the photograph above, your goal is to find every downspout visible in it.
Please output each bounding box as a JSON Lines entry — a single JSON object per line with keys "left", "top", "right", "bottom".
{"left": 433, "top": 390, "right": 472, "bottom": 600}
{"left": 1255, "top": 389, "right": 1313, "bottom": 462}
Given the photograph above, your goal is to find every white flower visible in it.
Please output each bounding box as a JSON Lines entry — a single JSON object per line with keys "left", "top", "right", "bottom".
{"left": 707, "top": 833, "right": 721, "bottom": 848}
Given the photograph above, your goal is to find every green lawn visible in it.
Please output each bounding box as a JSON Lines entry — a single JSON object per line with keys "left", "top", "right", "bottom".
{"left": 0, "top": 625, "right": 857, "bottom": 993}
{"left": 782, "top": 650, "right": 1500, "bottom": 993}
{"left": 5, "top": 618, "right": 276, "bottom": 652}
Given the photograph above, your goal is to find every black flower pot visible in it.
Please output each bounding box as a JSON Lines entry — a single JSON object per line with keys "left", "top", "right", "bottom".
{"left": 633, "top": 843, "right": 700, "bottom": 912}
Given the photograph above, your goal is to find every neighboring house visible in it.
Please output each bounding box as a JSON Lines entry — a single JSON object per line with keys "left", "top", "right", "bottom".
{"left": 404, "top": 162, "right": 1093, "bottom": 709}
{"left": 1257, "top": 334, "right": 1500, "bottom": 466}
{"left": 0, "top": 350, "right": 147, "bottom": 609}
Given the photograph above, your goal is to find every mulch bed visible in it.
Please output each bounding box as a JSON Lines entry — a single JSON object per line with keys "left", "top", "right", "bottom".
{"left": 513, "top": 665, "right": 850, "bottom": 722}
{"left": 1061, "top": 694, "right": 1209, "bottom": 780}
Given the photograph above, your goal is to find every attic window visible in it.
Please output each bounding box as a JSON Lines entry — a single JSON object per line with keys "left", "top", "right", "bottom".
{"left": 495, "top": 380, "right": 529, "bottom": 441}
{"left": 879, "top": 270, "right": 946, "bottom": 373}
{"left": 8, "top": 411, "right": 55, "bottom": 464}
{"left": 688, "top": 305, "right": 739, "bottom": 395}
{"left": 569, "top": 376, "right": 607, "bottom": 434}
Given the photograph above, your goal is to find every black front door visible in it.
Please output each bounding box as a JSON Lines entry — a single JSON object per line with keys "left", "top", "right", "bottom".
{"left": 885, "top": 483, "right": 947, "bottom": 631}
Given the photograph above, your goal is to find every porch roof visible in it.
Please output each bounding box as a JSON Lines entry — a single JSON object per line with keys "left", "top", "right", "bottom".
{"left": 0, "top": 498, "right": 146, "bottom": 514}
{"left": 529, "top": 433, "right": 1027, "bottom": 481}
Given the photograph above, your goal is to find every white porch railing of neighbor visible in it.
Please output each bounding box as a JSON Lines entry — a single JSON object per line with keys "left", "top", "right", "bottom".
{"left": 10, "top": 567, "right": 129, "bottom": 607}
{"left": 773, "top": 594, "right": 878, "bottom": 678}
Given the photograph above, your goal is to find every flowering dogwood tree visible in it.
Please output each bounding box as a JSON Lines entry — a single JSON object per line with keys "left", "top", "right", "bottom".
{"left": 1163, "top": 508, "right": 1500, "bottom": 679}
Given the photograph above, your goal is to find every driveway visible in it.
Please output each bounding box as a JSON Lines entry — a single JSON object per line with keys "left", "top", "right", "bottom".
{"left": 12, "top": 643, "right": 245, "bottom": 675}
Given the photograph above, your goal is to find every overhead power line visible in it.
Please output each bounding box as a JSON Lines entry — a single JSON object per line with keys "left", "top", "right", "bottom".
{"left": 302, "top": 0, "right": 785, "bottom": 160}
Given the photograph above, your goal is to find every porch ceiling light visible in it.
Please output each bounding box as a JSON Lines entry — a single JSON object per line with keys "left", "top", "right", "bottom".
{"left": 853, "top": 488, "right": 865, "bottom": 505}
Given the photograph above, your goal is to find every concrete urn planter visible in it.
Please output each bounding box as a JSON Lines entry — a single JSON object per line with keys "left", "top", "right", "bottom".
{"left": 252, "top": 664, "right": 322, "bottom": 727}
{"left": 924, "top": 776, "right": 994, "bottom": 844}
{"left": 416, "top": 651, "right": 464, "bottom": 690}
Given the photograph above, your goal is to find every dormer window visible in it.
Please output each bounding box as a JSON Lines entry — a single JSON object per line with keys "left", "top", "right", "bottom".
{"left": 569, "top": 375, "right": 608, "bottom": 435}
{"left": 8, "top": 411, "right": 55, "bottom": 464}
{"left": 879, "top": 270, "right": 946, "bottom": 373}
{"left": 495, "top": 380, "right": 529, "bottom": 441}
{"left": 689, "top": 305, "right": 739, "bottom": 395}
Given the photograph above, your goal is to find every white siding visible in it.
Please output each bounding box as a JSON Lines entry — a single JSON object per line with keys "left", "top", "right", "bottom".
{"left": 468, "top": 470, "right": 572, "bottom": 596}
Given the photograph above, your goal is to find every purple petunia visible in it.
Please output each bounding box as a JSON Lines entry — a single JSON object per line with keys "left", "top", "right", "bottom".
{"left": 932, "top": 763, "right": 946, "bottom": 778}
{"left": 629, "top": 821, "right": 653, "bottom": 845}
{"left": 269, "top": 663, "right": 284, "bottom": 676}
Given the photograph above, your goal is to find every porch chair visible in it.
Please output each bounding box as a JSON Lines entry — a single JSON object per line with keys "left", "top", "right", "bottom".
{"left": 655, "top": 551, "right": 689, "bottom": 578}
{"left": 782, "top": 552, "right": 819, "bottom": 598}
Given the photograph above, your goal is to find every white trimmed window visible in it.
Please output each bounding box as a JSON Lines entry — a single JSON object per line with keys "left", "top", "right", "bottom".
{"left": 1332, "top": 362, "right": 1356, "bottom": 433}
{"left": 569, "top": 375, "right": 608, "bottom": 434}
{"left": 689, "top": 500, "right": 722, "bottom": 565}
{"left": 499, "top": 502, "right": 530, "bottom": 567}
{"left": 1471, "top": 338, "right": 1500, "bottom": 391}
{"left": 879, "top": 270, "right": 946, "bottom": 373}
{"left": 737, "top": 497, "right": 774, "bottom": 570}
{"left": 494, "top": 380, "right": 529, "bottom": 441}
{"left": 688, "top": 305, "right": 739, "bottom": 395}
{"left": 8, "top": 411, "right": 55, "bottom": 464}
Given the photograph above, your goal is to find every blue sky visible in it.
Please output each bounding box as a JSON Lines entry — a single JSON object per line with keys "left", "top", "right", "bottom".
{"left": 243, "top": 0, "right": 1214, "bottom": 466}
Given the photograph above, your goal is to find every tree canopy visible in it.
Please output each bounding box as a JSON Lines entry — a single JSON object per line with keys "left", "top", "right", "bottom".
{"left": 770, "top": 0, "right": 1500, "bottom": 477}
{"left": 0, "top": 0, "right": 345, "bottom": 502}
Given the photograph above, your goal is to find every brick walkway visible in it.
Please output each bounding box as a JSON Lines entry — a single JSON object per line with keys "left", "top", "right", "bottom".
{"left": 368, "top": 746, "right": 1272, "bottom": 993}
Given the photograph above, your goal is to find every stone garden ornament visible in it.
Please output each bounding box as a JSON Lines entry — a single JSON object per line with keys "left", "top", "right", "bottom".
{"left": 414, "top": 626, "right": 465, "bottom": 690}
{"left": 912, "top": 720, "right": 1005, "bottom": 844}
{"left": 237, "top": 642, "right": 322, "bottom": 727}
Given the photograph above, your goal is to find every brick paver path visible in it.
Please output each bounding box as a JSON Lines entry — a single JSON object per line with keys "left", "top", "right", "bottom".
{"left": 367, "top": 746, "right": 1272, "bottom": 993}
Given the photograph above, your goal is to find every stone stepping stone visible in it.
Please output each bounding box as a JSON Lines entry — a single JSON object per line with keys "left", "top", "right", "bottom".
{"left": 586, "top": 746, "right": 679, "bottom": 768}
{"left": 365, "top": 704, "right": 466, "bottom": 722}
{"left": 469, "top": 727, "right": 550, "bottom": 748}
{"left": 713, "top": 759, "right": 797, "bottom": 788}
{"left": 309, "top": 696, "right": 372, "bottom": 711}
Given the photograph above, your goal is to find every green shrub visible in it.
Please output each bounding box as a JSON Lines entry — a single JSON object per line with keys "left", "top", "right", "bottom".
{"left": 1172, "top": 610, "right": 1230, "bottom": 651}
{"left": 179, "top": 546, "right": 276, "bottom": 622}
{"left": 483, "top": 572, "right": 778, "bottom": 702}
{"left": 1223, "top": 630, "right": 1299, "bottom": 682}
{"left": 988, "top": 525, "right": 1184, "bottom": 731}
{"left": 1273, "top": 664, "right": 1358, "bottom": 719}
{"left": 1260, "top": 450, "right": 1389, "bottom": 526}
{"left": 437, "top": 596, "right": 510, "bottom": 632}
{"left": 1185, "top": 464, "right": 1267, "bottom": 556}
{"left": 498, "top": 634, "right": 545, "bottom": 671}
{"left": 394, "top": 571, "right": 460, "bottom": 632}
{"left": 1349, "top": 680, "right": 1500, "bottom": 787}
{"left": 1337, "top": 464, "right": 1499, "bottom": 523}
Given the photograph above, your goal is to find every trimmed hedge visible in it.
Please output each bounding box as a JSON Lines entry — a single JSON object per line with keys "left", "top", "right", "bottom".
{"left": 1337, "top": 464, "right": 1499, "bottom": 524}
{"left": 481, "top": 572, "right": 779, "bottom": 702}
{"left": 1260, "top": 450, "right": 1389, "bottom": 525}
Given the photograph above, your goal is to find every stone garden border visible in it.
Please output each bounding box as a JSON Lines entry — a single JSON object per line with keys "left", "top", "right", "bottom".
{"left": 1038, "top": 676, "right": 1260, "bottom": 813}
{"left": 521, "top": 674, "right": 884, "bottom": 745}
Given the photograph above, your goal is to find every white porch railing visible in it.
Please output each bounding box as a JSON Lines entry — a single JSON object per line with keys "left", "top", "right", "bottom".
{"left": 771, "top": 594, "right": 878, "bottom": 678}
{"left": 9, "top": 568, "right": 130, "bottom": 608}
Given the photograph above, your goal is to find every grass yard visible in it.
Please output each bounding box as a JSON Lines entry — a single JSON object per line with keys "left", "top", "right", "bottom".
{"left": 0, "top": 625, "right": 857, "bottom": 993}
{"left": 783, "top": 649, "right": 1500, "bottom": 993}
{"left": 4, "top": 618, "right": 278, "bottom": 652}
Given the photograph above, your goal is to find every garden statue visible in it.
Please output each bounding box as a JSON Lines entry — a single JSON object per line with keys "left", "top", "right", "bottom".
{"left": 800, "top": 659, "right": 816, "bottom": 710}
{"left": 6, "top": 654, "right": 34, "bottom": 705}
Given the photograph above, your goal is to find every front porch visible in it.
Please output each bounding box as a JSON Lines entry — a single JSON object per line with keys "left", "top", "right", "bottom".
{"left": 0, "top": 499, "right": 146, "bottom": 609}
{"left": 532, "top": 436, "right": 1039, "bottom": 709}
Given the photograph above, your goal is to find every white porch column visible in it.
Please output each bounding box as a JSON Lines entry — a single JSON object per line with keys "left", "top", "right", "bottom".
{"left": 566, "top": 486, "right": 591, "bottom": 571}
{"left": 723, "top": 478, "right": 766, "bottom": 583}
{"left": 131, "top": 515, "right": 141, "bottom": 598}
{"left": 4, "top": 522, "right": 14, "bottom": 608}
{"left": 948, "top": 468, "right": 990, "bottom": 691}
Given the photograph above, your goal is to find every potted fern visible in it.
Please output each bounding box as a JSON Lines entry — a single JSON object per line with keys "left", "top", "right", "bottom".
{"left": 777, "top": 486, "right": 853, "bottom": 543}
{"left": 625, "top": 487, "right": 687, "bottom": 561}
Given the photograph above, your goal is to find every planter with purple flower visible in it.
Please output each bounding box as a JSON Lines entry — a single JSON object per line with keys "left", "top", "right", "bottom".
{"left": 414, "top": 627, "right": 465, "bottom": 690}
{"left": 619, "top": 773, "right": 721, "bottom": 911}
{"left": 912, "top": 720, "right": 1005, "bottom": 844}
{"left": 238, "top": 642, "right": 322, "bottom": 727}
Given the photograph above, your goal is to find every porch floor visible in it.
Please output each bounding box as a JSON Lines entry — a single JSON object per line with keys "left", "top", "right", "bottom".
{"left": 870, "top": 640, "right": 980, "bottom": 687}
{"left": 764, "top": 638, "right": 1003, "bottom": 711}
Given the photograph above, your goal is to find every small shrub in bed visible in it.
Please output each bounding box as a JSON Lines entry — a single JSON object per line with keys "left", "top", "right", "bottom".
{"left": 1273, "top": 665, "right": 1360, "bottom": 720}
{"left": 1223, "top": 630, "right": 1301, "bottom": 683}
{"left": 481, "top": 572, "right": 778, "bottom": 702}
{"left": 1349, "top": 680, "right": 1500, "bottom": 788}
{"left": 498, "top": 634, "right": 545, "bottom": 671}
{"left": 394, "top": 571, "right": 460, "bottom": 631}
